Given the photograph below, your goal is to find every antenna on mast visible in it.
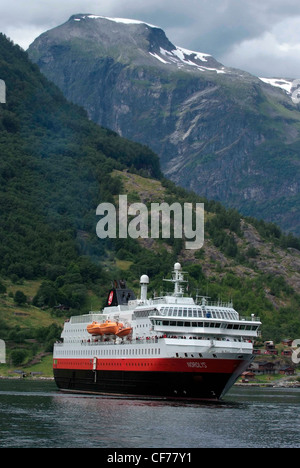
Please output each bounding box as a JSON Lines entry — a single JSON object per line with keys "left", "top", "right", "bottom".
{"left": 163, "top": 262, "right": 187, "bottom": 296}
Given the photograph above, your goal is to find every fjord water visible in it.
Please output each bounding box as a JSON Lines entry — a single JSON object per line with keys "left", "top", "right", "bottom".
{"left": 0, "top": 379, "right": 299, "bottom": 448}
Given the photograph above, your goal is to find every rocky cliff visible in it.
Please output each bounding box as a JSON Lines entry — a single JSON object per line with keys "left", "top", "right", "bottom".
{"left": 28, "top": 14, "right": 300, "bottom": 235}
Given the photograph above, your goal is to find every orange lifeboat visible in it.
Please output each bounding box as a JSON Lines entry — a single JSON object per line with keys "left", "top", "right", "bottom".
{"left": 116, "top": 327, "right": 132, "bottom": 338}
{"left": 87, "top": 320, "right": 123, "bottom": 336}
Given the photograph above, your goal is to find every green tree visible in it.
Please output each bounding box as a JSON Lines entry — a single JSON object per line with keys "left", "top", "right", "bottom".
{"left": 14, "top": 290, "right": 27, "bottom": 305}
{"left": 11, "top": 349, "right": 27, "bottom": 366}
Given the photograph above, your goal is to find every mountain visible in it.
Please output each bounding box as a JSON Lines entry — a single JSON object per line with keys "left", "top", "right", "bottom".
{"left": 27, "top": 14, "right": 300, "bottom": 236}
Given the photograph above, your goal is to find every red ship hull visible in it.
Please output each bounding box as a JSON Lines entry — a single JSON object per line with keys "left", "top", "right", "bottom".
{"left": 53, "top": 357, "right": 250, "bottom": 400}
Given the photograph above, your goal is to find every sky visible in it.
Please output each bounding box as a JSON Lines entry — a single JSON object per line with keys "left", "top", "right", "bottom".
{"left": 1, "top": 0, "right": 300, "bottom": 78}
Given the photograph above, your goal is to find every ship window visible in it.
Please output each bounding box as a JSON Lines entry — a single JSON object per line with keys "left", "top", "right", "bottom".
{"left": 168, "top": 309, "right": 173, "bottom": 316}
{"left": 184, "top": 322, "right": 190, "bottom": 327}
{"left": 188, "top": 309, "right": 192, "bottom": 317}
{"left": 163, "top": 321, "right": 169, "bottom": 326}
{"left": 176, "top": 321, "right": 184, "bottom": 327}
{"left": 183, "top": 308, "right": 187, "bottom": 317}
{"left": 193, "top": 309, "right": 197, "bottom": 317}
{"left": 178, "top": 308, "right": 183, "bottom": 317}
{"left": 192, "top": 322, "right": 197, "bottom": 327}
{"left": 173, "top": 308, "right": 178, "bottom": 317}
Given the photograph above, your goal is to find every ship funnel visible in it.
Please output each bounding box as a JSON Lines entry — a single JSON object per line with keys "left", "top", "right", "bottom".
{"left": 140, "top": 274, "right": 149, "bottom": 302}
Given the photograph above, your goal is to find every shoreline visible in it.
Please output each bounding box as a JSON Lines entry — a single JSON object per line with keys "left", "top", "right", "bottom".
{"left": 0, "top": 375, "right": 54, "bottom": 380}
{"left": 235, "top": 382, "right": 300, "bottom": 388}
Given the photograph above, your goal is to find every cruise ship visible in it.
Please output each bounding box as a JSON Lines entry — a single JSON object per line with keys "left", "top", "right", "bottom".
{"left": 53, "top": 263, "right": 261, "bottom": 400}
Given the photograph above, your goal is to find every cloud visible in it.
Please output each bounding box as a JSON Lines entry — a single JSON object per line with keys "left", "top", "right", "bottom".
{"left": 1, "top": 0, "right": 300, "bottom": 77}
{"left": 220, "top": 16, "right": 300, "bottom": 77}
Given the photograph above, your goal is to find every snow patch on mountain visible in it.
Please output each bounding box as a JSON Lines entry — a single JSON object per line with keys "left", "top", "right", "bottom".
{"left": 72, "top": 14, "right": 159, "bottom": 29}
{"left": 149, "top": 52, "right": 169, "bottom": 64}
{"left": 259, "top": 77, "right": 300, "bottom": 103}
{"left": 259, "top": 77, "right": 295, "bottom": 93}
{"left": 150, "top": 45, "right": 227, "bottom": 73}
{"left": 172, "top": 47, "right": 211, "bottom": 63}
